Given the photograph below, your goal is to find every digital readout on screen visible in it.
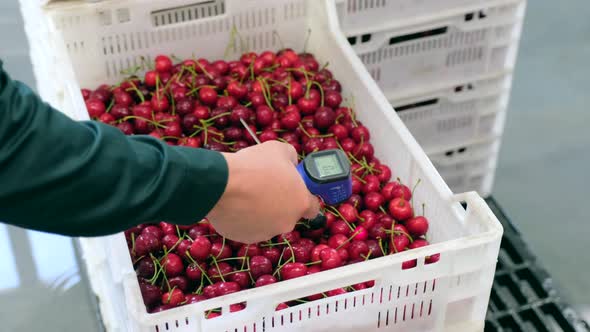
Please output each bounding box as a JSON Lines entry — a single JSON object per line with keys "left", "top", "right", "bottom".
{"left": 313, "top": 154, "right": 343, "bottom": 178}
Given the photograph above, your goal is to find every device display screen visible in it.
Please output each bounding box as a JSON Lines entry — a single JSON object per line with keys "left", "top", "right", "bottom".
{"left": 313, "top": 154, "right": 343, "bottom": 178}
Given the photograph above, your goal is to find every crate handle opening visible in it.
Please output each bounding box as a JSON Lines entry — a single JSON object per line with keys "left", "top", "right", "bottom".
{"left": 394, "top": 98, "right": 439, "bottom": 113}
{"left": 389, "top": 27, "right": 448, "bottom": 46}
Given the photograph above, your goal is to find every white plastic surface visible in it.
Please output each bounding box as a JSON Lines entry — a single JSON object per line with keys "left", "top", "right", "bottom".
{"left": 34, "top": 0, "right": 503, "bottom": 331}
{"left": 429, "top": 138, "right": 501, "bottom": 198}
{"left": 335, "top": 0, "right": 519, "bottom": 36}
{"left": 390, "top": 72, "right": 512, "bottom": 154}
{"left": 347, "top": 0, "right": 525, "bottom": 99}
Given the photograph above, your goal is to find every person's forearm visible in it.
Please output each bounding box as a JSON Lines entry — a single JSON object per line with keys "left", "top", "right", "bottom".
{"left": 0, "top": 61, "right": 228, "bottom": 236}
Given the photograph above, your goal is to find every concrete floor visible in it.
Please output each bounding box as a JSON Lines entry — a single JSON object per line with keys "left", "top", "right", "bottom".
{"left": 493, "top": 0, "right": 590, "bottom": 312}
{"left": 1, "top": 0, "right": 589, "bottom": 330}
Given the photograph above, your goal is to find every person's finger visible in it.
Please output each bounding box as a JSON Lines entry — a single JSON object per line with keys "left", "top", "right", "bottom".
{"left": 301, "top": 193, "right": 321, "bottom": 220}
{"left": 282, "top": 142, "right": 298, "bottom": 166}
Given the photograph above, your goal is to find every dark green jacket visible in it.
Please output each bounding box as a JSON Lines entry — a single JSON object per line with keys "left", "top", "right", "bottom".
{"left": 0, "top": 61, "right": 228, "bottom": 236}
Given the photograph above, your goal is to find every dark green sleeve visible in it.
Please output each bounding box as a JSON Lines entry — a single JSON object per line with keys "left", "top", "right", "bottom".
{"left": 0, "top": 61, "right": 228, "bottom": 237}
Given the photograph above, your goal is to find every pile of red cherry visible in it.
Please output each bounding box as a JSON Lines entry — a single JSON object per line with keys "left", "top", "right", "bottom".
{"left": 83, "top": 50, "right": 438, "bottom": 316}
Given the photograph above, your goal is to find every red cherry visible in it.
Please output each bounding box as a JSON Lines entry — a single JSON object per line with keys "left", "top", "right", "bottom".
{"left": 98, "top": 112, "right": 116, "bottom": 124}
{"left": 237, "top": 244, "right": 261, "bottom": 258}
{"left": 405, "top": 216, "right": 429, "bottom": 237}
{"left": 330, "top": 220, "right": 352, "bottom": 237}
{"left": 161, "top": 288, "right": 184, "bottom": 306}
{"left": 358, "top": 210, "right": 377, "bottom": 230}
{"left": 376, "top": 165, "right": 392, "bottom": 183}
{"left": 363, "top": 192, "right": 385, "bottom": 211}
{"left": 311, "top": 244, "right": 330, "bottom": 262}
{"left": 328, "top": 233, "right": 350, "bottom": 249}
{"left": 362, "top": 180, "right": 381, "bottom": 195}
{"left": 391, "top": 235, "right": 410, "bottom": 253}
{"left": 261, "top": 247, "right": 281, "bottom": 266}
{"left": 250, "top": 256, "right": 273, "bottom": 279}
{"left": 402, "top": 252, "right": 418, "bottom": 270}
{"left": 351, "top": 177, "right": 363, "bottom": 194}
{"left": 366, "top": 240, "right": 384, "bottom": 258}
{"left": 297, "top": 96, "right": 319, "bottom": 115}
{"left": 281, "top": 262, "right": 308, "bottom": 280}
{"left": 324, "top": 90, "right": 342, "bottom": 108}
{"left": 227, "top": 80, "right": 248, "bottom": 99}
{"left": 216, "top": 281, "right": 241, "bottom": 296}
{"left": 314, "top": 107, "right": 336, "bottom": 129}
{"left": 277, "top": 231, "right": 301, "bottom": 244}
{"left": 185, "top": 262, "right": 205, "bottom": 281}
{"left": 388, "top": 197, "right": 414, "bottom": 221}
{"left": 368, "top": 223, "right": 387, "bottom": 240}
{"left": 256, "top": 105, "right": 274, "bottom": 126}
{"left": 348, "top": 241, "right": 370, "bottom": 260}
{"left": 175, "top": 239, "right": 192, "bottom": 259}
{"left": 426, "top": 253, "right": 441, "bottom": 264}
{"left": 320, "top": 248, "right": 342, "bottom": 270}
{"left": 255, "top": 274, "right": 277, "bottom": 287}
{"left": 168, "top": 276, "right": 189, "bottom": 292}
{"left": 155, "top": 55, "right": 173, "bottom": 73}
{"left": 160, "top": 253, "right": 184, "bottom": 278}
{"left": 380, "top": 215, "right": 394, "bottom": 229}
{"left": 328, "top": 124, "right": 348, "bottom": 140}
{"left": 199, "top": 87, "right": 218, "bottom": 105}
{"left": 216, "top": 95, "right": 237, "bottom": 109}
{"left": 229, "top": 271, "right": 250, "bottom": 289}
{"left": 280, "top": 111, "right": 301, "bottom": 130}
{"left": 338, "top": 203, "right": 358, "bottom": 223}
{"left": 351, "top": 126, "right": 370, "bottom": 143}
{"left": 159, "top": 222, "right": 176, "bottom": 235}
{"left": 203, "top": 284, "right": 218, "bottom": 299}
{"left": 189, "top": 236, "right": 212, "bottom": 261}
{"left": 85, "top": 99, "right": 105, "bottom": 118}
{"left": 208, "top": 262, "right": 233, "bottom": 283}
{"left": 354, "top": 143, "right": 375, "bottom": 160}
{"left": 134, "top": 234, "right": 161, "bottom": 256}
{"left": 211, "top": 241, "right": 232, "bottom": 260}
{"left": 326, "top": 288, "right": 347, "bottom": 298}
{"left": 144, "top": 71, "right": 158, "bottom": 87}
{"left": 164, "top": 122, "right": 182, "bottom": 138}
{"left": 340, "top": 138, "right": 356, "bottom": 153}
{"left": 392, "top": 184, "right": 412, "bottom": 200}
{"left": 381, "top": 182, "right": 400, "bottom": 200}
{"left": 352, "top": 226, "right": 369, "bottom": 241}
{"left": 409, "top": 238, "right": 429, "bottom": 250}
{"left": 151, "top": 93, "right": 169, "bottom": 112}
{"left": 162, "top": 234, "right": 180, "bottom": 250}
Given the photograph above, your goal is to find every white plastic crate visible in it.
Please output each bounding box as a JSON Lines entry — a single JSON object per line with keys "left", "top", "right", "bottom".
{"left": 346, "top": 0, "right": 525, "bottom": 99}
{"left": 38, "top": 0, "right": 503, "bottom": 331}
{"left": 335, "top": 0, "right": 519, "bottom": 36}
{"left": 390, "top": 72, "right": 511, "bottom": 154}
{"left": 429, "top": 138, "right": 501, "bottom": 197}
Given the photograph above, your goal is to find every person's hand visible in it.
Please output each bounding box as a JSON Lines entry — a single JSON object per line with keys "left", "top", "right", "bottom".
{"left": 207, "top": 141, "right": 320, "bottom": 244}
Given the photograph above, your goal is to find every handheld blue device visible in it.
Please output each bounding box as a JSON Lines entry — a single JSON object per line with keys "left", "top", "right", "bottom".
{"left": 238, "top": 119, "right": 351, "bottom": 229}
{"left": 296, "top": 149, "right": 352, "bottom": 206}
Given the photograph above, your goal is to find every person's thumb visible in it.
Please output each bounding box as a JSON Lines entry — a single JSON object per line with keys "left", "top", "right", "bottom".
{"left": 302, "top": 193, "right": 321, "bottom": 220}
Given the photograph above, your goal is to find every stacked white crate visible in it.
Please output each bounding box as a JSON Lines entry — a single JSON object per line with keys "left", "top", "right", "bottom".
{"left": 335, "top": 0, "right": 526, "bottom": 196}
{"left": 20, "top": 0, "right": 506, "bottom": 331}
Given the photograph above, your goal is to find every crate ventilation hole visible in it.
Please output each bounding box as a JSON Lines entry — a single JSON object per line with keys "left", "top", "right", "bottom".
{"left": 347, "top": 0, "right": 387, "bottom": 13}
{"left": 92, "top": 1, "right": 305, "bottom": 79}
{"left": 356, "top": 27, "right": 488, "bottom": 67}
{"left": 152, "top": 280, "right": 438, "bottom": 331}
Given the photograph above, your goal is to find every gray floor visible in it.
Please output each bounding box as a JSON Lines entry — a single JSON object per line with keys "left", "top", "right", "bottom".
{"left": 494, "top": 0, "right": 590, "bottom": 311}
{"left": 1, "top": 0, "right": 589, "bottom": 330}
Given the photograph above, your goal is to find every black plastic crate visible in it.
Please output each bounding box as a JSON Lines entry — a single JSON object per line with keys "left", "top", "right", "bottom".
{"left": 485, "top": 198, "right": 590, "bottom": 332}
